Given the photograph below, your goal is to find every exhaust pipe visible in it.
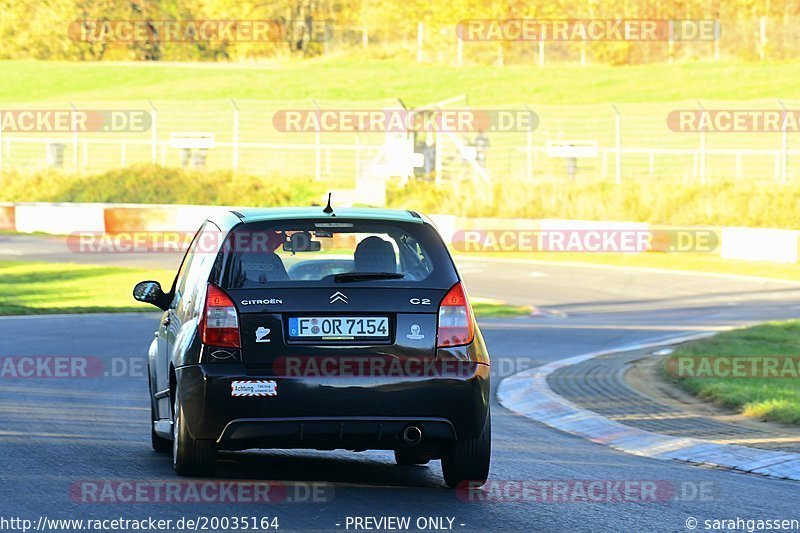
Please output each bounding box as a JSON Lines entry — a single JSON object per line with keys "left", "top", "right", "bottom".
{"left": 402, "top": 425, "right": 422, "bottom": 445}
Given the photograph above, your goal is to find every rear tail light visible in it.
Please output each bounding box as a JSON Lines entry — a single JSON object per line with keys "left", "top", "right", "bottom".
{"left": 201, "top": 283, "right": 241, "bottom": 348}
{"left": 436, "top": 282, "right": 475, "bottom": 348}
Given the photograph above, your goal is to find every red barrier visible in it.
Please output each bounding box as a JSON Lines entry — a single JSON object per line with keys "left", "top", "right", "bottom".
{"left": 103, "top": 206, "right": 177, "bottom": 233}
{"left": 0, "top": 205, "right": 16, "bottom": 231}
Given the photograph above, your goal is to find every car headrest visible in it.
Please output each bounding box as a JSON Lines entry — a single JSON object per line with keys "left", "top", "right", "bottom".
{"left": 354, "top": 236, "right": 396, "bottom": 273}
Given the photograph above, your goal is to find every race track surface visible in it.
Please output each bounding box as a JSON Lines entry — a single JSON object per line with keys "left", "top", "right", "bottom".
{"left": 1, "top": 255, "right": 799, "bottom": 532}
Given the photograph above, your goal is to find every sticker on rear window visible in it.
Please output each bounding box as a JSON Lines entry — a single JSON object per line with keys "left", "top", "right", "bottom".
{"left": 231, "top": 380, "right": 277, "bottom": 397}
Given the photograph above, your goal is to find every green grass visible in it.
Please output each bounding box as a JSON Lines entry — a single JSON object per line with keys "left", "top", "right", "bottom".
{"left": 2, "top": 59, "right": 800, "bottom": 105}
{"left": 664, "top": 321, "right": 800, "bottom": 425}
{"left": 0, "top": 260, "right": 173, "bottom": 315}
{"left": 471, "top": 302, "right": 534, "bottom": 318}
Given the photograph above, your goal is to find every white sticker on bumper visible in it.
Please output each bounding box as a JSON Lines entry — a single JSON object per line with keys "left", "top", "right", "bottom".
{"left": 231, "top": 380, "right": 278, "bottom": 397}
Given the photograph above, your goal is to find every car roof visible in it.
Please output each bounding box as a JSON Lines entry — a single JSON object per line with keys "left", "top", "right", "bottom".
{"left": 229, "top": 207, "right": 426, "bottom": 224}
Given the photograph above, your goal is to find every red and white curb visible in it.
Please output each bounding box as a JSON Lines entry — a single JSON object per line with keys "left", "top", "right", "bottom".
{"left": 497, "top": 332, "right": 800, "bottom": 482}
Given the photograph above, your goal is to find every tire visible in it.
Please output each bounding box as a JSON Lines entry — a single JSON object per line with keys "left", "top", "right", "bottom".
{"left": 172, "top": 384, "right": 217, "bottom": 476}
{"left": 441, "top": 411, "right": 491, "bottom": 489}
{"left": 394, "top": 449, "right": 430, "bottom": 466}
{"left": 149, "top": 372, "right": 171, "bottom": 453}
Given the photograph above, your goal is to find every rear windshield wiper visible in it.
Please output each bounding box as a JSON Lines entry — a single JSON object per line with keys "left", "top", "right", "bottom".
{"left": 333, "top": 272, "right": 405, "bottom": 283}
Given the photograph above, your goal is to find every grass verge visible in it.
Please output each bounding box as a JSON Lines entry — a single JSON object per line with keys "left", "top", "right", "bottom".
{"left": 0, "top": 260, "right": 172, "bottom": 315}
{"left": 472, "top": 301, "right": 534, "bottom": 318}
{"left": 3, "top": 59, "right": 800, "bottom": 105}
{"left": 664, "top": 321, "right": 800, "bottom": 425}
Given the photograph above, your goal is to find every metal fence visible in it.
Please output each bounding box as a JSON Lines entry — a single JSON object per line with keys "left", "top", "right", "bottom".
{"left": 0, "top": 98, "right": 797, "bottom": 184}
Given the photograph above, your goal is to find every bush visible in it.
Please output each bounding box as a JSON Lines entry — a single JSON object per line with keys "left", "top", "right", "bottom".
{"left": 387, "top": 179, "right": 800, "bottom": 228}
{"left": 0, "top": 166, "right": 335, "bottom": 207}
{"left": 2, "top": 166, "right": 799, "bottom": 229}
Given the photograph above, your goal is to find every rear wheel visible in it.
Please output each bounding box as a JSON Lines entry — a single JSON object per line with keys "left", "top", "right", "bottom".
{"left": 173, "top": 385, "right": 217, "bottom": 476}
{"left": 394, "top": 449, "right": 430, "bottom": 466}
{"left": 441, "top": 411, "right": 491, "bottom": 489}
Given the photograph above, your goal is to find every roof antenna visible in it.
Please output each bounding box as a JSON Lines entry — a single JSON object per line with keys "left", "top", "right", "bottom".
{"left": 322, "top": 192, "right": 335, "bottom": 215}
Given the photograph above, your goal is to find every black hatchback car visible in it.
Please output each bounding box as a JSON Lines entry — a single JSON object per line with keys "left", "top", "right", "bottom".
{"left": 134, "top": 206, "right": 491, "bottom": 488}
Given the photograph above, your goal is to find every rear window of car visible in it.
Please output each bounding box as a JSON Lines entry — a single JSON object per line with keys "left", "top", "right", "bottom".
{"left": 218, "top": 219, "right": 457, "bottom": 289}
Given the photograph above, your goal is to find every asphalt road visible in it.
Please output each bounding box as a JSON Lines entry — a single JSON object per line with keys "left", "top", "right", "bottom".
{"left": 1, "top": 249, "right": 800, "bottom": 532}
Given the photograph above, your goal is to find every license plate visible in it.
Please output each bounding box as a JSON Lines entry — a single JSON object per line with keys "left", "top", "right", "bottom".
{"left": 288, "top": 316, "right": 389, "bottom": 340}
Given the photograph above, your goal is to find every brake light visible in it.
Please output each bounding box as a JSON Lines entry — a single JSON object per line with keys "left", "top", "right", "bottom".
{"left": 201, "top": 284, "right": 241, "bottom": 348}
{"left": 436, "top": 282, "right": 475, "bottom": 348}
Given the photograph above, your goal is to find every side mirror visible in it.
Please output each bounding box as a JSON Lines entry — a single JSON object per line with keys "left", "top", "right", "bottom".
{"left": 133, "top": 280, "right": 170, "bottom": 310}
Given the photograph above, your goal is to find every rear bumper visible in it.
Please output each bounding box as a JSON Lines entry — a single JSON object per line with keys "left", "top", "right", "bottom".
{"left": 175, "top": 361, "right": 490, "bottom": 451}
{"left": 217, "top": 417, "right": 456, "bottom": 451}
